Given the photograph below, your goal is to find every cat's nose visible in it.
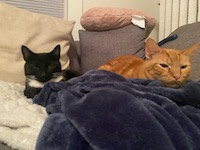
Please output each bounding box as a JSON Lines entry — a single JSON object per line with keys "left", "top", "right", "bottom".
{"left": 173, "top": 74, "right": 180, "bottom": 80}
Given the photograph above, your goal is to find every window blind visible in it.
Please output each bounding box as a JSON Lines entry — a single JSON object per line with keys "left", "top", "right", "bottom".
{"left": 0, "top": 0, "right": 66, "bottom": 19}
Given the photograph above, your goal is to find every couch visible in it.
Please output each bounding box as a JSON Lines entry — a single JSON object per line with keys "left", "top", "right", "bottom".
{"left": 1, "top": 2, "right": 200, "bottom": 150}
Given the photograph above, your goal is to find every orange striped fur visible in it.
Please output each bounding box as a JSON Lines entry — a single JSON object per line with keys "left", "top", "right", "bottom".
{"left": 98, "top": 38, "right": 200, "bottom": 88}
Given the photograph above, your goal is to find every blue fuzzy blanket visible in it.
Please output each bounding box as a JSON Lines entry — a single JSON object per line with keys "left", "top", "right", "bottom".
{"left": 33, "top": 70, "right": 200, "bottom": 150}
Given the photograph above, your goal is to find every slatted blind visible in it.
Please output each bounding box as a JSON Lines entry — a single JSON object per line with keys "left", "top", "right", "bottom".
{"left": 0, "top": 0, "right": 66, "bottom": 19}
{"left": 159, "top": 0, "right": 200, "bottom": 40}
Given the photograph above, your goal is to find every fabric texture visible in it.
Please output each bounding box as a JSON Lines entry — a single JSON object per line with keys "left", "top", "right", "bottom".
{"left": 0, "top": 143, "right": 12, "bottom": 150}
{"left": 33, "top": 70, "right": 200, "bottom": 150}
{"left": 160, "top": 22, "right": 200, "bottom": 81}
{"left": 0, "top": 80, "right": 47, "bottom": 150}
{"left": 80, "top": 7, "right": 156, "bottom": 34}
{"left": 0, "top": 2, "right": 75, "bottom": 85}
{"left": 79, "top": 24, "right": 147, "bottom": 73}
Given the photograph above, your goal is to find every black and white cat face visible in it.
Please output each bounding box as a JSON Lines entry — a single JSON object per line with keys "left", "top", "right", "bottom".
{"left": 22, "top": 45, "right": 62, "bottom": 83}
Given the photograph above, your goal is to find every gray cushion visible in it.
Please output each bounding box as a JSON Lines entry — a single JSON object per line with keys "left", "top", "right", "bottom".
{"left": 79, "top": 24, "right": 147, "bottom": 73}
{"left": 160, "top": 22, "right": 200, "bottom": 81}
{"left": 68, "top": 35, "right": 81, "bottom": 73}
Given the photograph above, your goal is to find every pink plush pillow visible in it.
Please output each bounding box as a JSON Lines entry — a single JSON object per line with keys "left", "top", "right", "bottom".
{"left": 80, "top": 7, "right": 157, "bottom": 34}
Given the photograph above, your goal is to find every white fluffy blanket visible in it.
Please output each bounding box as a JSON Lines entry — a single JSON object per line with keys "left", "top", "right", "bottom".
{"left": 0, "top": 80, "right": 47, "bottom": 150}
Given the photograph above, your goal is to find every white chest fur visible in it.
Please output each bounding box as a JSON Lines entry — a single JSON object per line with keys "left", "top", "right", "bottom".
{"left": 27, "top": 75, "right": 64, "bottom": 88}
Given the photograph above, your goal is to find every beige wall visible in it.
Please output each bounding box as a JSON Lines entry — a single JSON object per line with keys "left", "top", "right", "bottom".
{"left": 67, "top": 0, "right": 160, "bottom": 41}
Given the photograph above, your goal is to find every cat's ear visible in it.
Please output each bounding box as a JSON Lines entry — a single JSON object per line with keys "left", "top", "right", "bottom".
{"left": 145, "top": 38, "right": 162, "bottom": 60}
{"left": 51, "top": 45, "right": 60, "bottom": 60}
{"left": 21, "top": 45, "right": 35, "bottom": 61}
{"left": 182, "top": 42, "right": 200, "bottom": 59}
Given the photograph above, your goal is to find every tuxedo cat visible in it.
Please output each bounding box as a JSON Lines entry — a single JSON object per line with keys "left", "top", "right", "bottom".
{"left": 22, "top": 45, "right": 81, "bottom": 98}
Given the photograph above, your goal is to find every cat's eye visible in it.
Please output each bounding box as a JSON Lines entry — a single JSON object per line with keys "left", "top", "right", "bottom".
{"left": 160, "top": 63, "right": 168, "bottom": 68}
{"left": 180, "top": 65, "right": 187, "bottom": 69}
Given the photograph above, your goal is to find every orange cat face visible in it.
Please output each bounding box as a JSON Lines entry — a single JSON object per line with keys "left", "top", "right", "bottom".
{"left": 145, "top": 38, "right": 199, "bottom": 88}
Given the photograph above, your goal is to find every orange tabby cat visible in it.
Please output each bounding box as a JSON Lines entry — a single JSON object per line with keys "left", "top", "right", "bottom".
{"left": 98, "top": 38, "right": 200, "bottom": 88}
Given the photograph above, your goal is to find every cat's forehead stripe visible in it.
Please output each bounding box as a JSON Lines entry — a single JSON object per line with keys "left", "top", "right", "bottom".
{"left": 166, "top": 49, "right": 181, "bottom": 58}
{"left": 161, "top": 49, "right": 184, "bottom": 66}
